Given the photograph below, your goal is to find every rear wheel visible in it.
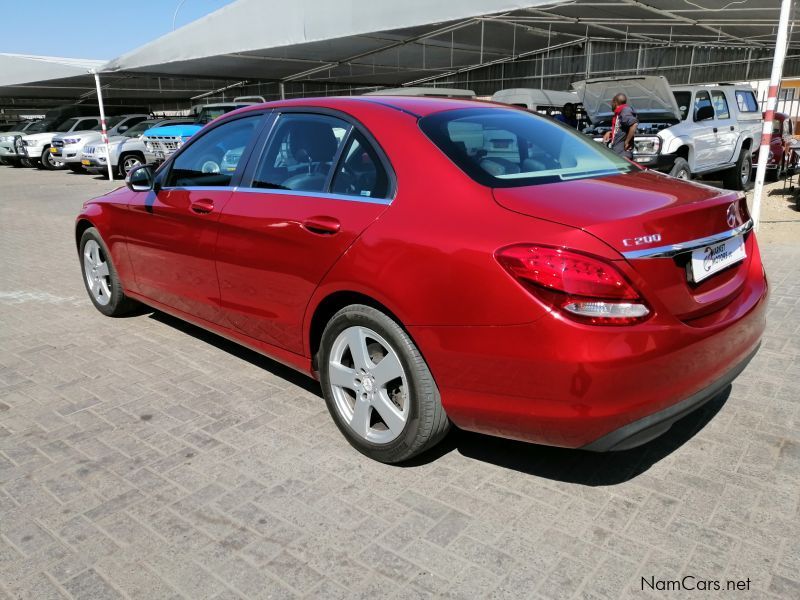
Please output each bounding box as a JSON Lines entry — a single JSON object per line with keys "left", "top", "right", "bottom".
{"left": 319, "top": 304, "right": 449, "bottom": 463}
{"left": 669, "top": 157, "right": 691, "bottom": 180}
{"left": 79, "top": 227, "right": 140, "bottom": 317}
{"left": 722, "top": 150, "right": 752, "bottom": 190}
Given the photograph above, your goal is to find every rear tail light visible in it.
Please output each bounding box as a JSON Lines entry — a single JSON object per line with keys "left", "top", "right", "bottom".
{"left": 495, "top": 244, "right": 650, "bottom": 325}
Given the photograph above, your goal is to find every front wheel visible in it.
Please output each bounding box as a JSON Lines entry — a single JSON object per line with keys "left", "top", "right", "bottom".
{"left": 669, "top": 157, "right": 691, "bottom": 180}
{"left": 319, "top": 304, "right": 449, "bottom": 463}
{"left": 79, "top": 227, "right": 140, "bottom": 317}
{"left": 722, "top": 150, "right": 752, "bottom": 190}
{"left": 118, "top": 153, "right": 143, "bottom": 178}
{"left": 41, "top": 148, "right": 66, "bottom": 170}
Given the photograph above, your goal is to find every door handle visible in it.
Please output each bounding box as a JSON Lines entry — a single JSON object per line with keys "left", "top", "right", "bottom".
{"left": 730, "top": 126, "right": 735, "bottom": 131}
{"left": 713, "top": 127, "right": 718, "bottom": 133}
{"left": 190, "top": 198, "right": 215, "bottom": 214}
{"left": 302, "top": 216, "right": 341, "bottom": 235}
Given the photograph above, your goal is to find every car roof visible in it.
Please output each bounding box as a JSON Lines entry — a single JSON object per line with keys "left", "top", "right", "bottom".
{"left": 230, "top": 95, "right": 501, "bottom": 119}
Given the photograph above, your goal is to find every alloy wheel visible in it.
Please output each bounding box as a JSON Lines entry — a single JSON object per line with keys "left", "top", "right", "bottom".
{"left": 122, "top": 156, "right": 142, "bottom": 176}
{"left": 327, "top": 325, "right": 409, "bottom": 444}
{"left": 83, "top": 240, "right": 112, "bottom": 306}
{"left": 741, "top": 156, "right": 751, "bottom": 186}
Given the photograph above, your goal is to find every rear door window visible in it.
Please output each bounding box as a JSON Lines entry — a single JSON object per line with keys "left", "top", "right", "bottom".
{"left": 250, "top": 113, "right": 349, "bottom": 192}
{"left": 710, "top": 91, "right": 730, "bottom": 119}
{"left": 330, "top": 130, "right": 389, "bottom": 198}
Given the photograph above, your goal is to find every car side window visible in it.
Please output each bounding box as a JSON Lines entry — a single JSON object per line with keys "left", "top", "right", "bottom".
{"left": 251, "top": 114, "right": 349, "bottom": 192}
{"left": 735, "top": 90, "right": 759, "bottom": 112}
{"left": 330, "top": 131, "right": 389, "bottom": 198}
{"left": 710, "top": 91, "right": 730, "bottom": 119}
{"left": 165, "top": 114, "right": 261, "bottom": 188}
{"left": 122, "top": 116, "right": 148, "bottom": 129}
{"left": 694, "top": 91, "right": 713, "bottom": 120}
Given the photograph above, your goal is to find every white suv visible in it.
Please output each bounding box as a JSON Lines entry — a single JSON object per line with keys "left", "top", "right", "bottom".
{"left": 574, "top": 76, "right": 762, "bottom": 190}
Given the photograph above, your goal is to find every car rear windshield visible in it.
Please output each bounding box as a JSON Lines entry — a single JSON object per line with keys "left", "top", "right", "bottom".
{"left": 419, "top": 107, "right": 635, "bottom": 188}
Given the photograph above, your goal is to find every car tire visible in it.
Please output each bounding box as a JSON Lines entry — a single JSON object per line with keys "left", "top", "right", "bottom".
{"left": 118, "top": 153, "right": 144, "bottom": 178}
{"left": 41, "top": 147, "right": 66, "bottom": 170}
{"left": 669, "top": 157, "right": 691, "bottom": 180}
{"left": 319, "top": 304, "right": 450, "bottom": 463}
{"left": 79, "top": 227, "right": 140, "bottom": 317}
{"left": 722, "top": 150, "right": 752, "bottom": 190}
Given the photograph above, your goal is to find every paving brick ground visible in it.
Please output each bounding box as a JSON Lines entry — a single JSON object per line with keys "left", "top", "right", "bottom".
{"left": 0, "top": 166, "right": 798, "bottom": 599}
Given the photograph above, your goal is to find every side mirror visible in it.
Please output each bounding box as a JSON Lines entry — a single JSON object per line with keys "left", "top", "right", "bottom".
{"left": 117, "top": 125, "right": 129, "bottom": 133}
{"left": 695, "top": 105, "right": 714, "bottom": 122}
{"left": 126, "top": 164, "right": 155, "bottom": 192}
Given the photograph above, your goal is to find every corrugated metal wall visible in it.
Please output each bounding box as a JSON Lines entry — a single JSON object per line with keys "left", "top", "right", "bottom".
{"left": 441, "top": 42, "right": 800, "bottom": 94}
{"left": 184, "top": 42, "right": 800, "bottom": 102}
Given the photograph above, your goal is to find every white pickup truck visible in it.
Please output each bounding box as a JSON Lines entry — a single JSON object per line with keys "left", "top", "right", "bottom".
{"left": 573, "top": 76, "right": 762, "bottom": 190}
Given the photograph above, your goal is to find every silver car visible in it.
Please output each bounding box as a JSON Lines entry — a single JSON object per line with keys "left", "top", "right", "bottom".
{"left": 81, "top": 118, "right": 194, "bottom": 177}
{"left": 51, "top": 114, "right": 149, "bottom": 173}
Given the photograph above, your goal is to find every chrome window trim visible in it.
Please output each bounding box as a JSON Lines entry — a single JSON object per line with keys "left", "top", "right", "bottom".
{"left": 236, "top": 186, "right": 392, "bottom": 205}
{"left": 622, "top": 219, "right": 753, "bottom": 259}
{"left": 157, "top": 185, "right": 392, "bottom": 206}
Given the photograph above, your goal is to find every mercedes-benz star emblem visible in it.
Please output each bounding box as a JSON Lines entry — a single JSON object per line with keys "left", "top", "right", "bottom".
{"left": 726, "top": 203, "right": 738, "bottom": 228}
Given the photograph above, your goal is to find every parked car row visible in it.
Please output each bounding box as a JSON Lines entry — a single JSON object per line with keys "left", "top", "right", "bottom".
{"left": 1, "top": 84, "right": 785, "bottom": 193}
{"left": 0, "top": 98, "right": 265, "bottom": 177}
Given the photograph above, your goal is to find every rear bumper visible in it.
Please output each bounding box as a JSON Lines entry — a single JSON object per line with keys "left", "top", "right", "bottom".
{"left": 408, "top": 252, "right": 768, "bottom": 450}
{"left": 581, "top": 343, "right": 758, "bottom": 451}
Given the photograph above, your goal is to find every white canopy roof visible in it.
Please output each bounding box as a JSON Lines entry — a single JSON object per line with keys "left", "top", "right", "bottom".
{"left": 103, "top": 0, "right": 557, "bottom": 83}
{"left": 0, "top": 54, "right": 105, "bottom": 88}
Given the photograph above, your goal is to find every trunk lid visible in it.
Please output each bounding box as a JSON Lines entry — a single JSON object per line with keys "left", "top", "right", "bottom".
{"left": 493, "top": 170, "right": 753, "bottom": 321}
{"left": 572, "top": 76, "right": 682, "bottom": 124}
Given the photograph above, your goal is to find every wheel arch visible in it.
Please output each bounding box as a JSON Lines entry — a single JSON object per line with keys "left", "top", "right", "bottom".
{"left": 307, "top": 289, "right": 408, "bottom": 371}
{"left": 75, "top": 218, "right": 95, "bottom": 250}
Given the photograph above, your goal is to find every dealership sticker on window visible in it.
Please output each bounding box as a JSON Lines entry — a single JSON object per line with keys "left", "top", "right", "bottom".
{"left": 690, "top": 235, "right": 746, "bottom": 283}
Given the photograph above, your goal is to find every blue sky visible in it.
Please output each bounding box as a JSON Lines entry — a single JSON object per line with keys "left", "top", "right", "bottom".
{"left": 1, "top": 0, "right": 236, "bottom": 60}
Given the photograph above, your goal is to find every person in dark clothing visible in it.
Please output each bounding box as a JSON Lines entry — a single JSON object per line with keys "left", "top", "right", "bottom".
{"left": 554, "top": 102, "right": 578, "bottom": 128}
{"left": 603, "top": 93, "right": 638, "bottom": 159}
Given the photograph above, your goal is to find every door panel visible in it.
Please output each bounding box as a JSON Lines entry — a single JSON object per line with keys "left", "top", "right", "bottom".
{"left": 692, "top": 91, "right": 716, "bottom": 169}
{"left": 125, "top": 187, "right": 231, "bottom": 323}
{"left": 710, "top": 90, "right": 737, "bottom": 164}
{"left": 216, "top": 190, "right": 387, "bottom": 353}
{"left": 215, "top": 113, "right": 394, "bottom": 354}
{"left": 123, "top": 112, "right": 265, "bottom": 323}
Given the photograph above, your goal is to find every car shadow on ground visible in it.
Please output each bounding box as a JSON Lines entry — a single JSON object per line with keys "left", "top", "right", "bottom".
{"left": 147, "top": 309, "right": 729, "bottom": 486}
{"left": 408, "top": 387, "right": 730, "bottom": 486}
{"left": 147, "top": 310, "right": 322, "bottom": 396}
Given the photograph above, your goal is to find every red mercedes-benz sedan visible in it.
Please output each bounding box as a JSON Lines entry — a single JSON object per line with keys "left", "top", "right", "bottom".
{"left": 75, "top": 96, "right": 767, "bottom": 463}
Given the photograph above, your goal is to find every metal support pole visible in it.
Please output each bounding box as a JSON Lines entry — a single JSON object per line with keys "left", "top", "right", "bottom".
{"left": 91, "top": 70, "right": 114, "bottom": 181}
{"left": 752, "top": 0, "right": 792, "bottom": 232}
{"left": 279, "top": 81, "right": 285, "bottom": 100}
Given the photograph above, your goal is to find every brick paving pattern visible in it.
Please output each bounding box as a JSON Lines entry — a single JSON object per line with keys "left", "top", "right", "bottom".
{"left": 0, "top": 167, "right": 798, "bottom": 599}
